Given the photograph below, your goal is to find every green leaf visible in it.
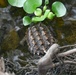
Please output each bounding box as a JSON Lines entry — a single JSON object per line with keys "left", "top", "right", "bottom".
{"left": 8, "top": 0, "right": 26, "bottom": 7}
{"left": 23, "top": 16, "right": 32, "bottom": 26}
{"left": 45, "top": 0, "right": 49, "bottom": 5}
{"left": 52, "top": 1, "right": 66, "bottom": 17}
{"left": 32, "top": 9, "right": 50, "bottom": 22}
{"left": 34, "top": 8, "right": 42, "bottom": 16}
{"left": 47, "top": 12, "right": 55, "bottom": 20}
{"left": 23, "top": 0, "right": 42, "bottom": 14}
{"left": 43, "top": 5, "right": 47, "bottom": 12}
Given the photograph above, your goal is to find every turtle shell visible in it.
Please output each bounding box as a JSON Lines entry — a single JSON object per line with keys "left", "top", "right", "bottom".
{"left": 26, "top": 23, "right": 56, "bottom": 55}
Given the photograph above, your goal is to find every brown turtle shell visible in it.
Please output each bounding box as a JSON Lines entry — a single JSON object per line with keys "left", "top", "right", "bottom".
{"left": 26, "top": 23, "right": 56, "bottom": 55}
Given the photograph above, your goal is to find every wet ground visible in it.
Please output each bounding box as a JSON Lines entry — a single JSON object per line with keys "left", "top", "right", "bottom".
{"left": 0, "top": 0, "right": 76, "bottom": 75}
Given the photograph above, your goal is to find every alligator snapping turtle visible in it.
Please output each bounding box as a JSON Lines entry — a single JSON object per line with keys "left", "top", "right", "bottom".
{"left": 20, "top": 23, "right": 56, "bottom": 55}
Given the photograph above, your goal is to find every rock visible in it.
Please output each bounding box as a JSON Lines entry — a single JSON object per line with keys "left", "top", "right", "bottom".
{"left": 1, "top": 29, "right": 20, "bottom": 51}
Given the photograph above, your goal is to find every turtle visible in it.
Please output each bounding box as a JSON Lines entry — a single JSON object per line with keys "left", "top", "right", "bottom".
{"left": 26, "top": 23, "right": 56, "bottom": 55}
{"left": 20, "top": 23, "right": 56, "bottom": 55}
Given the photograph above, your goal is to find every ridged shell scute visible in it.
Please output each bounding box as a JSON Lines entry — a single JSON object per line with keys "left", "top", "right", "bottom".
{"left": 26, "top": 23, "right": 55, "bottom": 55}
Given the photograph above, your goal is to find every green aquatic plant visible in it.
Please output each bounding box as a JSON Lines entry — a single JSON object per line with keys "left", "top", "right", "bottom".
{"left": 8, "top": 0, "right": 67, "bottom": 26}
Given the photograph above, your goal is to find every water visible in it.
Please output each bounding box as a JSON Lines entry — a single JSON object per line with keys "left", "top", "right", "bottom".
{"left": 0, "top": 1, "right": 76, "bottom": 75}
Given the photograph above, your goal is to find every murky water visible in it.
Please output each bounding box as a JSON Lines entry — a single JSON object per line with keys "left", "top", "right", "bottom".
{"left": 0, "top": 0, "right": 76, "bottom": 75}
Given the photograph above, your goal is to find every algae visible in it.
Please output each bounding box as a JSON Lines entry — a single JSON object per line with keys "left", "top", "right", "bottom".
{"left": 1, "top": 29, "right": 20, "bottom": 50}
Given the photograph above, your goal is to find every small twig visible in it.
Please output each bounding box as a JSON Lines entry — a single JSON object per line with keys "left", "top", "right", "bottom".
{"left": 20, "top": 35, "right": 26, "bottom": 45}
{"left": 16, "top": 66, "right": 27, "bottom": 74}
{"left": 64, "top": 56, "right": 74, "bottom": 61}
{"left": 58, "top": 48, "right": 76, "bottom": 57}
{"left": 4, "top": 59, "right": 16, "bottom": 67}
{"left": 59, "top": 44, "right": 76, "bottom": 49}
{"left": 52, "top": 60, "right": 76, "bottom": 68}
